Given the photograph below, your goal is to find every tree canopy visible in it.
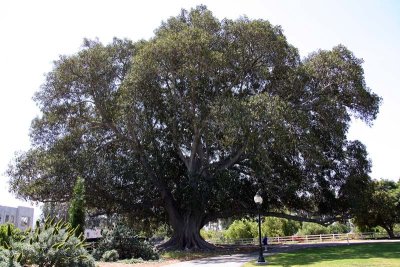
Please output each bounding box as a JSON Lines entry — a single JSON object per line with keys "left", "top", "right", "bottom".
{"left": 7, "top": 6, "right": 380, "bottom": 249}
{"left": 351, "top": 179, "right": 400, "bottom": 238}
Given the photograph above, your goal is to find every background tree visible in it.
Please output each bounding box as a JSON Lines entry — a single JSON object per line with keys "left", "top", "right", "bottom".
{"left": 352, "top": 179, "right": 400, "bottom": 238}
{"left": 68, "top": 176, "right": 86, "bottom": 237}
{"left": 41, "top": 202, "right": 69, "bottom": 222}
{"left": 224, "top": 219, "right": 256, "bottom": 239}
{"left": 263, "top": 217, "right": 300, "bottom": 237}
{"left": 7, "top": 6, "right": 380, "bottom": 250}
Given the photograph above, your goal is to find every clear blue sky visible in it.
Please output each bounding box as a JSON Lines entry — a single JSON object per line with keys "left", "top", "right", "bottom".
{"left": 1, "top": 0, "right": 399, "bottom": 218}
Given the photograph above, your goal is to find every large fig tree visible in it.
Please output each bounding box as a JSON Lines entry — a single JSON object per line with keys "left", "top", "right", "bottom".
{"left": 7, "top": 6, "right": 380, "bottom": 250}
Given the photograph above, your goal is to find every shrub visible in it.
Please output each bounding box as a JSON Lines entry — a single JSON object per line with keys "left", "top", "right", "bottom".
{"left": 0, "top": 218, "right": 95, "bottom": 267}
{"left": 0, "top": 224, "right": 25, "bottom": 248}
{"left": 261, "top": 217, "right": 301, "bottom": 237}
{"left": 224, "top": 217, "right": 301, "bottom": 239}
{"left": 101, "top": 249, "right": 119, "bottom": 262}
{"left": 281, "top": 219, "right": 302, "bottom": 236}
{"left": 93, "top": 223, "right": 158, "bottom": 261}
{"left": 0, "top": 248, "right": 22, "bottom": 267}
{"left": 297, "top": 222, "right": 329, "bottom": 235}
{"left": 327, "top": 222, "right": 350, "bottom": 234}
{"left": 224, "top": 219, "right": 257, "bottom": 239}
{"left": 200, "top": 229, "right": 226, "bottom": 240}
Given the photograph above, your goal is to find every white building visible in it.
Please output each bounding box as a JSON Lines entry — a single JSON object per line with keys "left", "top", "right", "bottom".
{"left": 0, "top": 205, "right": 34, "bottom": 230}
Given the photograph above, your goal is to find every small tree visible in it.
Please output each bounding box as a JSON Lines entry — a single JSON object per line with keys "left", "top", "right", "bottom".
{"left": 224, "top": 219, "right": 257, "bottom": 239}
{"left": 68, "top": 176, "right": 86, "bottom": 237}
{"left": 262, "top": 217, "right": 300, "bottom": 237}
{"left": 297, "top": 222, "right": 329, "bottom": 235}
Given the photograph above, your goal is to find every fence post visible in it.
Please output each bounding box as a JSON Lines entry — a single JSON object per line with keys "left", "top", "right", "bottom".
{"left": 347, "top": 233, "right": 349, "bottom": 245}
{"left": 305, "top": 235, "right": 308, "bottom": 243}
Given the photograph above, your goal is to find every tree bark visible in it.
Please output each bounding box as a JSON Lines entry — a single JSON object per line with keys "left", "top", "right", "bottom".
{"left": 382, "top": 225, "right": 395, "bottom": 239}
{"left": 158, "top": 212, "right": 215, "bottom": 251}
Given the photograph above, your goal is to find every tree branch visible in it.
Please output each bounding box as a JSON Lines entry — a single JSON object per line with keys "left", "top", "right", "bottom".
{"left": 215, "top": 146, "right": 245, "bottom": 171}
{"left": 263, "top": 212, "right": 347, "bottom": 226}
{"left": 189, "top": 128, "right": 201, "bottom": 172}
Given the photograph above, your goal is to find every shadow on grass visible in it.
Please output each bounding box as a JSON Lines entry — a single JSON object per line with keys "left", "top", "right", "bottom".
{"left": 267, "top": 243, "right": 400, "bottom": 266}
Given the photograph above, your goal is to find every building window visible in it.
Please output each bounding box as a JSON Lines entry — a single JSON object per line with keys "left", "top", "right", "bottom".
{"left": 10, "top": 215, "right": 14, "bottom": 223}
{"left": 20, "top": 216, "right": 30, "bottom": 227}
{"left": 5, "top": 215, "right": 9, "bottom": 222}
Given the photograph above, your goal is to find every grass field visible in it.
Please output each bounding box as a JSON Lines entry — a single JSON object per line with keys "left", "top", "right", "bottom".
{"left": 244, "top": 242, "right": 400, "bottom": 267}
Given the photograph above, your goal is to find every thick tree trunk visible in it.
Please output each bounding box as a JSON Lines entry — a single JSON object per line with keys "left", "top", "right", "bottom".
{"left": 382, "top": 225, "right": 395, "bottom": 239}
{"left": 158, "top": 213, "right": 215, "bottom": 251}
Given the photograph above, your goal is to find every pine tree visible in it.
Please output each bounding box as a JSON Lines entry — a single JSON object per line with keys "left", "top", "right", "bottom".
{"left": 68, "top": 176, "right": 86, "bottom": 237}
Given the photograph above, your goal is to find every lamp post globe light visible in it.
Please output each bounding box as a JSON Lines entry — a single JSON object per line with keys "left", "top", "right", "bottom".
{"left": 254, "top": 192, "right": 266, "bottom": 264}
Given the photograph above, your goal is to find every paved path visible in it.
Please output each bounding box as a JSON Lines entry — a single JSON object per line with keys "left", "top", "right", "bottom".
{"left": 165, "top": 253, "right": 257, "bottom": 267}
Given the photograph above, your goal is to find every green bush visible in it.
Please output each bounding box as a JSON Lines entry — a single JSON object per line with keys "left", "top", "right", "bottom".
{"left": 224, "top": 217, "right": 301, "bottom": 239}
{"left": 200, "top": 229, "right": 226, "bottom": 240}
{"left": 262, "top": 217, "right": 301, "bottom": 237}
{"left": 297, "top": 222, "right": 350, "bottom": 236}
{"left": 101, "top": 249, "right": 119, "bottom": 262}
{"left": 0, "top": 224, "right": 25, "bottom": 248}
{"left": 0, "top": 218, "right": 95, "bottom": 267}
{"left": 224, "top": 219, "right": 257, "bottom": 239}
{"left": 327, "top": 222, "right": 350, "bottom": 234}
{"left": 298, "top": 222, "right": 329, "bottom": 235}
{"left": 0, "top": 248, "right": 22, "bottom": 267}
{"left": 93, "top": 223, "right": 158, "bottom": 261}
{"left": 281, "top": 219, "right": 302, "bottom": 236}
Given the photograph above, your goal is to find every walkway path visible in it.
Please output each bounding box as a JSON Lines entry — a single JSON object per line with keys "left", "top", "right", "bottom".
{"left": 165, "top": 253, "right": 256, "bottom": 267}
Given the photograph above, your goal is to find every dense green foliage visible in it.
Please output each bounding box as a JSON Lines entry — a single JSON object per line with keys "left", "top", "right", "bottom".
{"left": 68, "top": 176, "right": 86, "bottom": 237}
{"left": 101, "top": 249, "right": 119, "bottom": 262}
{"left": 0, "top": 219, "right": 94, "bottom": 267}
{"left": 0, "top": 224, "right": 24, "bottom": 249}
{"left": 224, "top": 217, "right": 300, "bottom": 238}
{"left": 263, "top": 217, "right": 301, "bottom": 237}
{"left": 0, "top": 249, "right": 21, "bottom": 267}
{"left": 93, "top": 223, "right": 158, "bottom": 261}
{"left": 200, "top": 229, "right": 225, "bottom": 240}
{"left": 297, "top": 222, "right": 330, "bottom": 235}
{"left": 204, "top": 219, "right": 348, "bottom": 239}
{"left": 224, "top": 219, "right": 257, "bottom": 239}
{"left": 351, "top": 179, "right": 400, "bottom": 238}
{"left": 7, "top": 6, "right": 380, "bottom": 249}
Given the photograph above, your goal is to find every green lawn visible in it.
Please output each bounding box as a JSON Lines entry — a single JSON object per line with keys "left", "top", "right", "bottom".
{"left": 244, "top": 242, "right": 400, "bottom": 267}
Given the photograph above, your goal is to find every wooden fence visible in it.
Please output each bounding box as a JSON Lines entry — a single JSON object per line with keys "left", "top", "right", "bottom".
{"left": 206, "top": 232, "right": 398, "bottom": 246}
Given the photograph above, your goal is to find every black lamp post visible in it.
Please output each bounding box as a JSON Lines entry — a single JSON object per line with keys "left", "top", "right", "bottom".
{"left": 254, "top": 192, "right": 266, "bottom": 264}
